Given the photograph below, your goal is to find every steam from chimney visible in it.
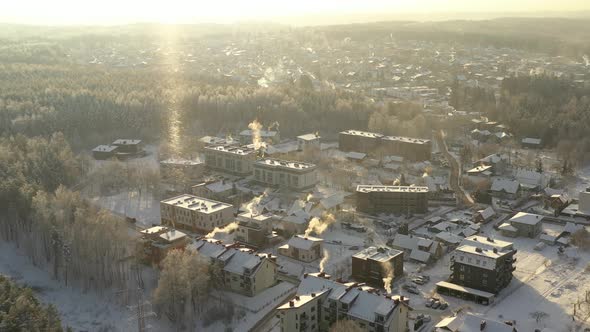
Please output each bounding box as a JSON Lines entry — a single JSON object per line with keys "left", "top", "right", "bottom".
{"left": 393, "top": 178, "right": 401, "bottom": 186}
{"left": 381, "top": 262, "right": 394, "bottom": 294}
{"left": 304, "top": 213, "right": 335, "bottom": 237}
{"left": 248, "top": 119, "right": 266, "bottom": 150}
{"left": 206, "top": 222, "right": 239, "bottom": 238}
{"left": 268, "top": 121, "right": 280, "bottom": 132}
{"left": 584, "top": 55, "right": 590, "bottom": 67}
{"left": 243, "top": 190, "right": 269, "bottom": 216}
{"left": 319, "top": 249, "right": 329, "bottom": 272}
{"left": 305, "top": 193, "right": 313, "bottom": 202}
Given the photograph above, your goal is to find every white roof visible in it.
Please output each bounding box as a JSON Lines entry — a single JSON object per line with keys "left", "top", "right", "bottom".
{"left": 478, "top": 153, "right": 509, "bottom": 165}
{"left": 239, "top": 129, "right": 278, "bottom": 137}
{"left": 435, "top": 312, "right": 513, "bottom": 332}
{"left": 287, "top": 235, "right": 323, "bottom": 250}
{"left": 522, "top": 137, "right": 541, "bottom": 145}
{"left": 498, "top": 223, "right": 517, "bottom": 232}
{"left": 462, "top": 235, "right": 513, "bottom": 252}
{"left": 112, "top": 139, "right": 141, "bottom": 145}
{"left": 159, "top": 230, "right": 187, "bottom": 243}
{"left": 410, "top": 249, "right": 431, "bottom": 263}
{"left": 346, "top": 151, "right": 367, "bottom": 160}
{"left": 477, "top": 207, "right": 495, "bottom": 220}
{"left": 161, "top": 194, "right": 232, "bottom": 214}
{"left": 254, "top": 158, "right": 316, "bottom": 171}
{"left": 435, "top": 231, "right": 463, "bottom": 244}
{"left": 357, "top": 185, "right": 429, "bottom": 193}
{"left": 297, "top": 133, "right": 320, "bottom": 141}
{"left": 222, "top": 249, "right": 264, "bottom": 274}
{"left": 509, "top": 212, "right": 543, "bottom": 226}
{"left": 205, "top": 181, "right": 233, "bottom": 193}
{"left": 490, "top": 178, "right": 520, "bottom": 194}
{"left": 93, "top": 145, "right": 118, "bottom": 152}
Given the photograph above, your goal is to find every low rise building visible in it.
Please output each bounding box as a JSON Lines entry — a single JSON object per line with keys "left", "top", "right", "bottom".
{"left": 160, "top": 158, "right": 204, "bottom": 182}
{"left": 160, "top": 194, "right": 234, "bottom": 233}
{"left": 204, "top": 144, "right": 257, "bottom": 176}
{"left": 490, "top": 178, "right": 520, "bottom": 199}
{"left": 278, "top": 235, "right": 323, "bottom": 262}
{"left": 277, "top": 272, "right": 409, "bottom": 332}
{"left": 191, "top": 239, "right": 277, "bottom": 296}
{"left": 138, "top": 226, "right": 190, "bottom": 265}
{"left": 352, "top": 247, "right": 404, "bottom": 289}
{"left": 507, "top": 212, "right": 543, "bottom": 238}
{"left": 389, "top": 233, "right": 443, "bottom": 264}
{"left": 92, "top": 145, "right": 118, "bottom": 160}
{"left": 449, "top": 243, "right": 516, "bottom": 294}
{"left": 234, "top": 212, "right": 276, "bottom": 248}
{"left": 253, "top": 158, "right": 318, "bottom": 191}
{"left": 356, "top": 185, "right": 429, "bottom": 215}
{"left": 381, "top": 136, "right": 432, "bottom": 161}
{"left": 338, "top": 130, "right": 383, "bottom": 153}
{"left": 435, "top": 312, "right": 516, "bottom": 332}
{"left": 297, "top": 133, "right": 321, "bottom": 152}
{"left": 112, "top": 139, "right": 143, "bottom": 155}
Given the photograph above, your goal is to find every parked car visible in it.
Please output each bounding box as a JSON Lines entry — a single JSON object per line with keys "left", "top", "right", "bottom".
{"left": 425, "top": 298, "right": 435, "bottom": 307}
{"left": 439, "top": 302, "right": 448, "bottom": 310}
{"left": 406, "top": 287, "right": 419, "bottom": 295}
{"left": 418, "top": 275, "right": 431, "bottom": 281}
{"left": 431, "top": 300, "right": 441, "bottom": 309}
{"left": 412, "top": 278, "right": 427, "bottom": 285}
{"left": 348, "top": 246, "right": 359, "bottom": 250}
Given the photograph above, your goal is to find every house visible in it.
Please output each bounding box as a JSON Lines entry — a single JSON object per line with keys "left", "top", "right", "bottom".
{"left": 191, "top": 180, "right": 235, "bottom": 201}
{"left": 253, "top": 158, "right": 318, "bottom": 191}
{"left": 514, "top": 168, "right": 549, "bottom": 190}
{"left": 490, "top": 178, "right": 520, "bottom": 199}
{"left": 138, "top": 226, "right": 190, "bottom": 265}
{"left": 277, "top": 272, "right": 409, "bottom": 332}
{"left": 234, "top": 212, "right": 276, "bottom": 248}
{"left": 449, "top": 244, "right": 516, "bottom": 294}
{"left": 508, "top": 212, "right": 543, "bottom": 238}
{"left": 466, "top": 165, "right": 493, "bottom": 183}
{"left": 521, "top": 137, "right": 542, "bottom": 149}
{"left": 112, "top": 139, "right": 143, "bottom": 155}
{"left": 92, "top": 145, "right": 118, "bottom": 160}
{"left": 474, "top": 207, "right": 495, "bottom": 224}
{"left": 435, "top": 312, "right": 516, "bottom": 332}
{"left": 389, "top": 234, "right": 443, "bottom": 264}
{"left": 297, "top": 133, "right": 321, "bottom": 152}
{"left": 498, "top": 223, "right": 518, "bottom": 237}
{"left": 278, "top": 235, "right": 323, "bottom": 262}
{"left": 477, "top": 154, "right": 509, "bottom": 175}
{"left": 461, "top": 236, "right": 514, "bottom": 253}
{"left": 435, "top": 232, "right": 463, "bottom": 246}
{"left": 356, "top": 185, "right": 429, "bottom": 215}
{"left": 191, "top": 239, "right": 277, "bottom": 296}
{"left": 352, "top": 247, "right": 404, "bottom": 289}
{"left": 160, "top": 194, "right": 234, "bottom": 234}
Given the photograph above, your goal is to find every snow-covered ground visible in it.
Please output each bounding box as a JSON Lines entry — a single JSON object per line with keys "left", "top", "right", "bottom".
{"left": 89, "top": 190, "right": 162, "bottom": 227}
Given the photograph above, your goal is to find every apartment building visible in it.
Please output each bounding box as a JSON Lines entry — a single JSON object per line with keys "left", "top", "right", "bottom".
{"left": 277, "top": 272, "right": 409, "bottom": 332}
{"left": 160, "top": 194, "right": 234, "bottom": 233}
{"left": 352, "top": 247, "right": 404, "bottom": 289}
{"left": 160, "top": 158, "right": 205, "bottom": 182}
{"left": 449, "top": 243, "right": 516, "bottom": 294}
{"left": 192, "top": 239, "right": 277, "bottom": 296}
{"left": 356, "top": 185, "right": 429, "bottom": 215}
{"left": 234, "top": 212, "right": 276, "bottom": 248}
{"left": 278, "top": 235, "right": 323, "bottom": 262}
{"left": 204, "top": 144, "right": 257, "bottom": 176}
{"left": 339, "top": 130, "right": 383, "bottom": 153}
{"left": 381, "top": 136, "right": 431, "bottom": 161}
{"left": 253, "top": 158, "right": 318, "bottom": 191}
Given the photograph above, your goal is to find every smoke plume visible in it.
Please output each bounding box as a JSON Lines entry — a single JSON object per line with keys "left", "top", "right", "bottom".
{"left": 381, "top": 262, "right": 394, "bottom": 294}
{"left": 584, "top": 55, "right": 590, "bottom": 67}
{"left": 243, "top": 190, "right": 269, "bottom": 216}
{"left": 248, "top": 119, "right": 266, "bottom": 150}
{"left": 319, "top": 249, "right": 329, "bottom": 272}
{"left": 304, "top": 213, "right": 335, "bottom": 237}
{"left": 206, "top": 222, "right": 239, "bottom": 238}
{"left": 393, "top": 178, "right": 401, "bottom": 186}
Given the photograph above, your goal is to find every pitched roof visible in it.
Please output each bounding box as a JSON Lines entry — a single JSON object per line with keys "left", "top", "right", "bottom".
{"left": 435, "top": 312, "right": 513, "bottom": 332}
{"left": 490, "top": 178, "right": 520, "bottom": 194}
{"left": 509, "top": 212, "right": 543, "bottom": 226}
{"left": 287, "top": 235, "right": 323, "bottom": 250}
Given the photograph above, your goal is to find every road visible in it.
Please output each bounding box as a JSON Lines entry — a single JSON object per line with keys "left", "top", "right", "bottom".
{"left": 435, "top": 130, "right": 474, "bottom": 207}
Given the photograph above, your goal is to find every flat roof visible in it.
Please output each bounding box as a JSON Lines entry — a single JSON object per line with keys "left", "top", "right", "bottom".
{"left": 112, "top": 139, "right": 141, "bottom": 145}
{"left": 340, "top": 130, "right": 383, "bottom": 138}
{"left": 254, "top": 158, "right": 316, "bottom": 171}
{"left": 436, "top": 281, "right": 495, "bottom": 299}
{"left": 159, "top": 230, "right": 187, "bottom": 242}
{"left": 353, "top": 246, "right": 403, "bottom": 262}
{"left": 356, "top": 185, "right": 429, "bottom": 193}
{"left": 455, "top": 245, "right": 507, "bottom": 259}
{"left": 509, "top": 212, "right": 543, "bottom": 225}
{"left": 278, "top": 291, "right": 328, "bottom": 310}
{"left": 381, "top": 136, "right": 430, "bottom": 144}
{"left": 205, "top": 144, "right": 256, "bottom": 155}
{"left": 297, "top": 133, "right": 321, "bottom": 141}
{"left": 160, "top": 158, "right": 203, "bottom": 166}
{"left": 161, "top": 194, "right": 232, "bottom": 214}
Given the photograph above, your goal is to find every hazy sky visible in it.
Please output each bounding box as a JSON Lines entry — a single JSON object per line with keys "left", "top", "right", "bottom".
{"left": 3, "top": 0, "right": 590, "bottom": 25}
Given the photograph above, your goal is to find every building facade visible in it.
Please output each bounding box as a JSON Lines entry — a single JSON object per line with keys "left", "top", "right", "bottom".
{"left": 204, "top": 144, "right": 257, "bottom": 176}
{"left": 381, "top": 136, "right": 431, "bottom": 161}
{"left": 278, "top": 235, "right": 323, "bottom": 262}
{"left": 508, "top": 212, "right": 543, "bottom": 238}
{"left": 297, "top": 133, "right": 321, "bottom": 152}
{"left": 253, "top": 159, "right": 318, "bottom": 191}
{"left": 339, "top": 130, "right": 383, "bottom": 153}
{"left": 160, "top": 158, "right": 205, "bottom": 182}
{"left": 356, "top": 185, "right": 429, "bottom": 215}
{"left": 160, "top": 194, "right": 234, "bottom": 233}
{"left": 450, "top": 244, "right": 516, "bottom": 294}
{"left": 352, "top": 247, "right": 404, "bottom": 289}
{"left": 138, "top": 226, "right": 190, "bottom": 265}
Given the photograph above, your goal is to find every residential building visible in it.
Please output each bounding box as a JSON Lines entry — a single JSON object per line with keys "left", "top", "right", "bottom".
{"left": 352, "top": 247, "right": 404, "bottom": 289}
{"left": 234, "top": 212, "right": 276, "bottom": 248}
{"left": 204, "top": 144, "right": 257, "bottom": 176}
{"left": 435, "top": 312, "right": 516, "bottom": 332}
{"left": 253, "top": 158, "right": 318, "bottom": 191}
{"left": 160, "top": 158, "right": 204, "bottom": 182}
{"left": 356, "top": 185, "right": 429, "bottom": 215}
{"left": 381, "top": 136, "right": 431, "bottom": 161}
{"left": 449, "top": 243, "right": 516, "bottom": 294}
{"left": 278, "top": 235, "right": 323, "bottom": 262}
{"left": 521, "top": 137, "right": 542, "bottom": 149}
{"left": 389, "top": 233, "right": 443, "bottom": 264}
{"left": 477, "top": 153, "right": 509, "bottom": 175}
{"left": 112, "top": 139, "right": 143, "bottom": 155}
{"left": 160, "top": 194, "right": 234, "bottom": 233}
{"left": 277, "top": 272, "right": 409, "bottom": 332}
{"left": 297, "top": 133, "right": 321, "bottom": 152}
{"left": 138, "top": 226, "right": 190, "bottom": 265}
{"left": 507, "top": 212, "right": 543, "bottom": 238}
{"left": 191, "top": 180, "right": 235, "bottom": 202}
{"left": 92, "top": 145, "right": 118, "bottom": 160}
{"left": 489, "top": 178, "right": 520, "bottom": 199}
{"left": 338, "top": 130, "right": 383, "bottom": 153}
{"left": 191, "top": 239, "right": 277, "bottom": 296}
{"left": 473, "top": 207, "right": 495, "bottom": 224}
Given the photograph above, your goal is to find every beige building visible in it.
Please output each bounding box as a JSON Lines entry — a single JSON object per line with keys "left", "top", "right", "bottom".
{"left": 192, "top": 239, "right": 277, "bottom": 296}
{"left": 204, "top": 144, "right": 257, "bottom": 176}
{"left": 278, "top": 235, "right": 324, "bottom": 262}
{"left": 253, "top": 158, "right": 318, "bottom": 191}
{"left": 160, "top": 158, "right": 204, "bottom": 182}
{"left": 277, "top": 273, "right": 409, "bottom": 332}
{"left": 297, "top": 133, "right": 321, "bottom": 152}
{"left": 160, "top": 194, "right": 234, "bottom": 233}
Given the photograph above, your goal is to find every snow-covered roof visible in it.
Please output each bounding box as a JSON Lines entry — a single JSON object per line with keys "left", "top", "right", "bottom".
{"left": 223, "top": 250, "right": 265, "bottom": 274}
{"left": 498, "top": 223, "right": 517, "bottom": 232}
{"left": 476, "top": 207, "right": 495, "bottom": 220}
{"left": 158, "top": 230, "right": 187, "bottom": 243}
{"left": 490, "top": 178, "right": 520, "bottom": 194}
{"left": 205, "top": 181, "right": 233, "bottom": 193}
{"left": 435, "top": 232, "right": 463, "bottom": 245}
{"left": 462, "top": 235, "right": 513, "bottom": 252}
{"left": 287, "top": 235, "right": 323, "bottom": 250}
{"left": 161, "top": 194, "right": 232, "bottom": 214}
{"left": 478, "top": 153, "right": 509, "bottom": 165}
{"left": 435, "top": 312, "right": 513, "bottom": 332}
{"left": 410, "top": 249, "right": 431, "bottom": 263}
{"left": 522, "top": 137, "right": 542, "bottom": 145}
{"left": 297, "top": 133, "right": 320, "bottom": 141}
{"left": 346, "top": 151, "right": 367, "bottom": 160}
{"left": 353, "top": 247, "right": 403, "bottom": 262}
{"left": 509, "top": 212, "right": 543, "bottom": 226}
{"left": 564, "top": 222, "right": 583, "bottom": 234}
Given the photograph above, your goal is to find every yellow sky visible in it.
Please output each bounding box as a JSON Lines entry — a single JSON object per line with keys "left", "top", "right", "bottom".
{"left": 3, "top": 0, "right": 590, "bottom": 24}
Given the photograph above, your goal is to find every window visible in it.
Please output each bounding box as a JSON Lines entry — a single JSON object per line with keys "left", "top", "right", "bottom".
{"left": 476, "top": 259, "right": 481, "bottom": 265}
{"left": 460, "top": 274, "right": 465, "bottom": 280}
{"left": 311, "top": 307, "right": 316, "bottom": 312}
{"left": 468, "top": 257, "right": 472, "bottom": 263}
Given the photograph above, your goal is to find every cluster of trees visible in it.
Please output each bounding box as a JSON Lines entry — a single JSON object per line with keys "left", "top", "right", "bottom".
{"left": 0, "top": 275, "right": 65, "bottom": 331}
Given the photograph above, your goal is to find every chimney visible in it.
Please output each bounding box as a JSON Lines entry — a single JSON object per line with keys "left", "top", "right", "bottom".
{"left": 289, "top": 301, "right": 295, "bottom": 307}
{"left": 295, "top": 296, "right": 300, "bottom": 301}
{"left": 303, "top": 273, "right": 308, "bottom": 278}
{"left": 493, "top": 248, "right": 498, "bottom": 254}
{"left": 311, "top": 293, "right": 316, "bottom": 297}
{"left": 480, "top": 320, "right": 487, "bottom": 331}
